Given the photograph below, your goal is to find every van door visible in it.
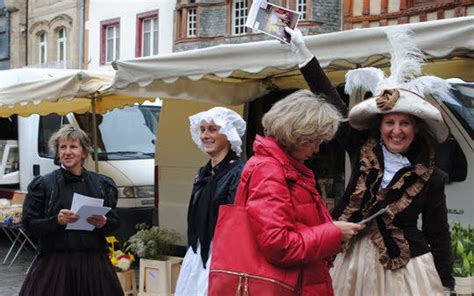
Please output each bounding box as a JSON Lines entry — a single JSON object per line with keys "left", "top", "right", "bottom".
{"left": 432, "top": 81, "right": 473, "bottom": 226}
{"left": 18, "top": 114, "right": 69, "bottom": 191}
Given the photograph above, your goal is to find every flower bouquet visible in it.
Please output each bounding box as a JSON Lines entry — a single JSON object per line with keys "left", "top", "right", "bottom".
{"left": 106, "top": 236, "right": 135, "bottom": 271}
{"left": 127, "top": 224, "right": 182, "bottom": 295}
{"left": 127, "top": 223, "right": 180, "bottom": 261}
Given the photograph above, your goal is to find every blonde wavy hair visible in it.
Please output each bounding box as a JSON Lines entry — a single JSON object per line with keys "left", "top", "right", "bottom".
{"left": 49, "top": 125, "right": 93, "bottom": 157}
{"left": 262, "top": 89, "right": 342, "bottom": 150}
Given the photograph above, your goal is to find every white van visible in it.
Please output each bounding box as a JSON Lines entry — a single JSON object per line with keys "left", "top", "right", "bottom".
{"left": 0, "top": 101, "right": 161, "bottom": 240}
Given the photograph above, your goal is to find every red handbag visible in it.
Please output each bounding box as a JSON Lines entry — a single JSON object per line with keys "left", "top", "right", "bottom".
{"left": 208, "top": 169, "right": 300, "bottom": 296}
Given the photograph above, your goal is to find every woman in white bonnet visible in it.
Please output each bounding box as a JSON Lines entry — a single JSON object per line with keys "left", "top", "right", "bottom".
{"left": 175, "top": 107, "right": 246, "bottom": 296}
{"left": 286, "top": 27, "right": 454, "bottom": 295}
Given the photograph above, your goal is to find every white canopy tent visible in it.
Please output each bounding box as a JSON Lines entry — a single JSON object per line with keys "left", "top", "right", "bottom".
{"left": 0, "top": 68, "right": 151, "bottom": 171}
{"left": 111, "top": 16, "right": 474, "bottom": 105}
{"left": 0, "top": 68, "right": 150, "bottom": 116}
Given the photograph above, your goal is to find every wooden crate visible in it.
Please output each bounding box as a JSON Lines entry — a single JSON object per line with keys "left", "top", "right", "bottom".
{"left": 116, "top": 269, "right": 137, "bottom": 296}
{"left": 138, "top": 257, "right": 182, "bottom": 296}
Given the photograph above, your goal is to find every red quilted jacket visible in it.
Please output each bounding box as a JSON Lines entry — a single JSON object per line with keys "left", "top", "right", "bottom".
{"left": 240, "top": 135, "right": 342, "bottom": 295}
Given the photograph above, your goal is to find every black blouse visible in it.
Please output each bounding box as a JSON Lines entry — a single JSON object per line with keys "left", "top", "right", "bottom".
{"left": 22, "top": 168, "right": 120, "bottom": 255}
{"left": 187, "top": 151, "right": 244, "bottom": 267}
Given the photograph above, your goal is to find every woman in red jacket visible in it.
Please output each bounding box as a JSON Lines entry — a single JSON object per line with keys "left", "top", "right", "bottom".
{"left": 238, "top": 90, "right": 363, "bottom": 295}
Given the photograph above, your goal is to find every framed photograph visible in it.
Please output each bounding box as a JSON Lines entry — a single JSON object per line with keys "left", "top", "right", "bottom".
{"left": 246, "top": 0, "right": 301, "bottom": 44}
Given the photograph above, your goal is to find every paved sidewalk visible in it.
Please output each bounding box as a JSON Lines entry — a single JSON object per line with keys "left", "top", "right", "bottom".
{"left": 0, "top": 233, "right": 34, "bottom": 296}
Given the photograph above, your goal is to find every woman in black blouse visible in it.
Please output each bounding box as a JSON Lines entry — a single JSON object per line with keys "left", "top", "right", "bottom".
{"left": 286, "top": 27, "right": 454, "bottom": 295}
{"left": 175, "top": 107, "right": 246, "bottom": 296}
{"left": 20, "top": 125, "right": 123, "bottom": 296}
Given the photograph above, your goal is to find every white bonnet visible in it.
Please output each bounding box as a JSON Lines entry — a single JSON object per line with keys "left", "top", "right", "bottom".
{"left": 189, "top": 107, "right": 246, "bottom": 155}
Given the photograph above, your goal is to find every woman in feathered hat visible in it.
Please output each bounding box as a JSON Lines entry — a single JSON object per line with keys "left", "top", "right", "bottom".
{"left": 175, "top": 107, "right": 246, "bottom": 296}
{"left": 285, "top": 27, "right": 454, "bottom": 295}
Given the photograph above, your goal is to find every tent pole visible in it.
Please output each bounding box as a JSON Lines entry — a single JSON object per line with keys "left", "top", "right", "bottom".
{"left": 92, "top": 97, "right": 99, "bottom": 173}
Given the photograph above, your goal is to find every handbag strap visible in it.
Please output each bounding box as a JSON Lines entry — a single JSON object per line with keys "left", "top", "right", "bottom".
{"left": 234, "top": 157, "right": 286, "bottom": 207}
{"left": 233, "top": 163, "right": 256, "bottom": 207}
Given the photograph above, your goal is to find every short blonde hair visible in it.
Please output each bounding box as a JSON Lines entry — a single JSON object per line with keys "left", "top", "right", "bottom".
{"left": 48, "top": 125, "right": 92, "bottom": 156}
{"left": 262, "top": 89, "right": 342, "bottom": 150}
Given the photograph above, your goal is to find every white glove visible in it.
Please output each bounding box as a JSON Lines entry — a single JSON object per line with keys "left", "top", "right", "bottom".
{"left": 285, "top": 27, "right": 313, "bottom": 68}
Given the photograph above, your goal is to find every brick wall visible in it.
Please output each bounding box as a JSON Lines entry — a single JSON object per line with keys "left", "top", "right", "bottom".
{"left": 312, "top": 0, "right": 341, "bottom": 33}
{"left": 199, "top": 6, "right": 227, "bottom": 37}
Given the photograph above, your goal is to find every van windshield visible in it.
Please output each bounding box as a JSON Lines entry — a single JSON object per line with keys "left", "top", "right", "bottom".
{"left": 443, "top": 83, "right": 474, "bottom": 139}
{"left": 76, "top": 105, "right": 161, "bottom": 160}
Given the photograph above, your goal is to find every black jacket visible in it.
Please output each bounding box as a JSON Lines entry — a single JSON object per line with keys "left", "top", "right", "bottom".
{"left": 187, "top": 151, "right": 244, "bottom": 267}
{"left": 22, "top": 168, "right": 120, "bottom": 255}
{"left": 300, "top": 57, "right": 454, "bottom": 289}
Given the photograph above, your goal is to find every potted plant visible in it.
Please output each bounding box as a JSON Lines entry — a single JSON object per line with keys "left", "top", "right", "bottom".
{"left": 106, "top": 236, "right": 137, "bottom": 296}
{"left": 128, "top": 223, "right": 182, "bottom": 295}
{"left": 451, "top": 223, "right": 474, "bottom": 295}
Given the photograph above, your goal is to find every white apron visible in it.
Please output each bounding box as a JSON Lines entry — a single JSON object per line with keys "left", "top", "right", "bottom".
{"left": 175, "top": 243, "right": 211, "bottom": 296}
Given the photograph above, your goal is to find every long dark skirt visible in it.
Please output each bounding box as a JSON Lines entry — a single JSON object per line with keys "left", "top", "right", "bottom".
{"left": 19, "top": 252, "right": 124, "bottom": 296}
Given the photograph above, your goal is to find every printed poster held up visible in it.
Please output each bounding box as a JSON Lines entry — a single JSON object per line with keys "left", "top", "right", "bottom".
{"left": 246, "top": 0, "right": 301, "bottom": 44}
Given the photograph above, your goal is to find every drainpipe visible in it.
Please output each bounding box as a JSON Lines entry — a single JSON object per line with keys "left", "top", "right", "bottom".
{"left": 6, "top": 10, "right": 11, "bottom": 67}
{"left": 25, "top": 0, "right": 28, "bottom": 66}
{"left": 79, "top": 0, "right": 84, "bottom": 69}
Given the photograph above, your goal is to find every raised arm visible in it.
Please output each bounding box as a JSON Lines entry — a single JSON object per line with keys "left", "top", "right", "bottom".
{"left": 285, "top": 27, "right": 348, "bottom": 116}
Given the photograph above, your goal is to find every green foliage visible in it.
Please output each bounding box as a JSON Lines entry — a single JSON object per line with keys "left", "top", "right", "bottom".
{"left": 127, "top": 223, "right": 181, "bottom": 261}
{"left": 451, "top": 222, "right": 474, "bottom": 277}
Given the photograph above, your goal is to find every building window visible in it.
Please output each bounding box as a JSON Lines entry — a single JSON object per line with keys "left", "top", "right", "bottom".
{"left": 57, "top": 28, "right": 67, "bottom": 63}
{"left": 100, "top": 18, "right": 120, "bottom": 64}
{"left": 187, "top": 8, "right": 197, "bottom": 37}
{"left": 38, "top": 32, "right": 47, "bottom": 64}
{"left": 136, "top": 11, "right": 159, "bottom": 57}
{"left": 142, "top": 18, "right": 158, "bottom": 56}
{"left": 297, "top": 0, "right": 307, "bottom": 19}
{"left": 232, "top": 0, "right": 248, "bottom": 35}
{"left": 106, "top": 25, "right": 120, "bottom": 62}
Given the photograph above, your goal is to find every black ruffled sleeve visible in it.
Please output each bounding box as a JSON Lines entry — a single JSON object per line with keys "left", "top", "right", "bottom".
{"left": 22, "top": 176, "right": 62, "bottom": 238}
{"left": 300, "top": 57, "right": 348, "bottom": 116}
{"left": 98, "top": 175, "right": 120, "bottom": 235}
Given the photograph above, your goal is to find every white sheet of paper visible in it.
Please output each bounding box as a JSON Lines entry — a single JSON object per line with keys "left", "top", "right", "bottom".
{"left": 357, "top": 208, "right": 387, "bottom": 225}
{"left": 70, "top": 193, "right": 103, "bottom": 213}
{"left": 66, "top": 205, "right": 111, "bottom": 231}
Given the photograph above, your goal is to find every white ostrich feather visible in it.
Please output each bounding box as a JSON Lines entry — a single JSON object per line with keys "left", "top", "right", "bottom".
{"left": 385, "top": 27, "right": 425, "bottom": 85}
{"left": 344, "top": 67, "right": 385, "bottom": 95}
{"left": 406, "top": 76, "right": 457, "bottom": 105}
{"left": 344, "top": 27, "right": 453, "bottom": 106}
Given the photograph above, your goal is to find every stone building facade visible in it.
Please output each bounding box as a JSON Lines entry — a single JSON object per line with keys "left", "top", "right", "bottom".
{"left": 174, "top": 0, "right": 342, "bottom": 52}
{"left": 343, "top": 0, "right": 473, "bottom": 29}
{"left": 6, "top": 0, "right": 84, "bottom": 69}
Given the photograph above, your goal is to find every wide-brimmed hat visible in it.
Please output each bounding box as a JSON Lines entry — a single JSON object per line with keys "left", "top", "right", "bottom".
{"left": 344, "top": 27, "right": 452, "bottom": 143}
{"left": 348, "top": 88, "right": 449, "bottom": 142}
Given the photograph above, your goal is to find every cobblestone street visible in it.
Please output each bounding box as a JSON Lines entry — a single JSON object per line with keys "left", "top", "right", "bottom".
{"left": 0, "top": 232, "right": 34, "bottom": 296}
